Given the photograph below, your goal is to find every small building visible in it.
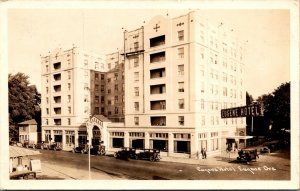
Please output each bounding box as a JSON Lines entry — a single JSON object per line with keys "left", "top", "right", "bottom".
{"left": 18, "top": 119, "right": 38, "bottom": 145}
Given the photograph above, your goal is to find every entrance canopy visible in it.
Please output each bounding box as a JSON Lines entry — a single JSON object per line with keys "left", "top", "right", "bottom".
{"left": 222, "top": 136, "right": 253, "bottom": 139}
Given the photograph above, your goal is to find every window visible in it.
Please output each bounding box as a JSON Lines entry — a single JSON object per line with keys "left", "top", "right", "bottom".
{"left": 178, "top": 65, "right": 184, "bottom": 75}
{"left": 114, "top": 73, "right": 118, "bottom": 80}
{"left": 95, "top": 96, "right": 99, "bottom": 103}
{"left": 95, "top": 107, "right": 99, "bottom": 115}
{"left": 151, "top": 116, "right": 166, "bottom": 126}
{"left": 68, "top": 118, "right": 71, "bottom": 125}
{"left": 178, "top": 47, "right": 184, "bottom": 58}
{"left": 68, "top": 107, "right": 71, "bottom": 114}
{"left": 134, "top": 72, "right": 139, "bottom": 82}
{"left": 46, "top": 87, "right": 48, "bottom": 94}
{"left": 53, "top": 62, "right": 61, "bottom": 70}
{"left": 46, "top": 65, "right": 49, "bottom": 72}
{"left": 107, "top": 89, "right": 111, "bottom": 94}
{"left": 101, "top": 74, "right": 105, "bottom": 80}
{"left": 68, "top": 95, "right": 71, "bottom": 103}
{"left": 150, "top": 35, "right": 165, "bottom": 47}
{"left": 68, "top": 83, "right": 71, "bottom": 90}
{"left": 84, "top": 83, "right": 88, "bottom": 90}
{"left": 150, "top": 51, "right": 165, "bottom": 63}
{"left": 134, "top": 57, "right": 139, "bottom": 67}
{"left": 134, "top": 102, "right": 139, "bottom": 111}
{"left": 95, "top": 73, "right": 99, "bottom": 80}
{"left": 46, "top": 97, "right": 49, "bottom": 104}
{"left": 54, "top": 119, "right": 61, "bottom": 126}
{"left": 178, "top": 30, "right": 184, "bottom": 41}
{"left": 178, "top": 116, "right": 184, "bottom": 126}
{"left": 201, "top": 116, "right": 205, "bottom": 126}
{"left": 178, "top": 82, "right": 184, "bottom": 92}
{"left": 101, "top": 96, "right": 104, "bottom": 104}
{"left": 46, "top": 108, "right": 49, "bottom": 115}
{"left": 150, "top": 84, "right": 165, "bottom": 94}
{"left": 150, "top": 100, "right": 166, "bottom": 110}
{"left": 114, "top": 96, "right": 118, "bottom": 103}
{"left": 115, "top": 107, "right": 119, "bottom": 114}
{"left": 150, "top": 68, "right": 165, "bottom": 78}
{"left": 201, "top": 99, "right": 204, "bottom": 109}
{"left": 95, "top": 84, "right": 99, "bottom": 91}
{"left": 134, "top": 117, "right": 139, "bottom": 126}
{"left": 84, "top": 95, "right": 89, "bottom": 102}
{"left": 178, "top": 99, "right": 184, "bottom": 109}
{"left": 46, "top": 119, "right": 48, "bottom": 125}
{"left": 108, "top": 100, "right": 111, "bottom": 105}
{"left": 84, "top": 59, "right": 88, "bottom": 68}
{"left": 134, "top": 87, "right": 139, "bottom": 96}
{"left": 107, "top": 78, "right": 111, "bottom": 83}
{"left": 115, "top": 84, "right": 118, "bottom": 91}
{"left": 134, "top": 42, "right": 139, "bottom": 51}
{"left": 101, "top": 85, "right": 104, "bottom": 92}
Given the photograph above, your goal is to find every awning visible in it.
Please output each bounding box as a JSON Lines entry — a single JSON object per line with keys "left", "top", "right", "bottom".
{"left": 9, "top": 146, "right": 41, "bottom": 158}
{"left": 222, "top": 136, "right": 253, "bottom": 139}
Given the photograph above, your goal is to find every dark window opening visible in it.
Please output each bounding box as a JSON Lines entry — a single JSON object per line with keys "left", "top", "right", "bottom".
{"left": 174, "top": 141, "right": 190, "bottom": 154}
{"left": 112, "top": 138, "right": 124, "bottom": 148}
{"left": 150, "top": 68, "right": 165, "bottom": 79}
{"left": 150, "top": 84, "right": 166, "bottom": 94}
{"left": 150, "top": 51, "right": 165, "bottom": 63}
{"left": 151, "top": 116, "right": 166, "bottom": 126}
{"left": 150, "top": 35, "right": 165, "bottom": 47}
{"left": 152, "top": 140, "right": 168, "bottom": 151}
{"left": 131, "top": 139, "right": 144, "bottom": 149}
{"left": 150, "top": 100, "right": 166, "bottom": 110}
{"left": 53, "top": 73, "right": 61, "bottom": 81}
{"left": 53, "top": 62, "right": 61, "bottom": 70}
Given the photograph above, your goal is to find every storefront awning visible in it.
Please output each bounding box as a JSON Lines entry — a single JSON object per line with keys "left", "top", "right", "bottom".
{"left": 222, "top": 136, "right": 253, "bottom": 139}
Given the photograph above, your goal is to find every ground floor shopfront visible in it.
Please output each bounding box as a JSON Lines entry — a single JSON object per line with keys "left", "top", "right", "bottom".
{"left": 42, "top": 116, "right": 248, "bottom": 158}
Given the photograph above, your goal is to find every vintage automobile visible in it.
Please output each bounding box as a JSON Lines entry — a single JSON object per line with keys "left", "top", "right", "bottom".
{"left": 22, "top": 140, "right": 36, "bottom": 149}
{"left": 45, "top": 142, "right": 62, "bottom": 151}
{"left": 260, "top": 146, "right": 271, "bottom": 154}
{"left": 135, "top": 149, "right": 161, "bottom": 162}
{"left": 34, "top": 141, "right": 47, "bottom": 150}
{"left": 72, "top": 144, "right": 89, "bottom": 154}
{"left": 114, "top": 147, "right": 136, "bottom": 160}
{"left": 237, "top": 149, "right": 259, "bottom": 164}
{"left": 90, "top": 145, "right": 106, "bottom": 155}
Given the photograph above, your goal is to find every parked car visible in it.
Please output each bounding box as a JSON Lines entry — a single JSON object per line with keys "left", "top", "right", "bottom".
{"left": 34, "top": 141, "right": 47, "bottom": 150}
{"left": 90, "top": 145, "right": 106, "bottom": 156}
{"left": 114, "top": 147, "right": 136, "bottom": 160}
{"left": 45, "top": 142, "right": 62, "bottom": 151}
{"left": 73, "top": 144, "right": 89, "bottom": 154}
{"left": 237, "top": 149, "right": 259, "bottom": 164}
{"left": 135, "top": 149, "right": 161, "bottom": 162}
{"left": 22, "top": 140, "right": 36, "bottom": 149}
{"left": 260, "top": 146, "right": 270, "bottom": 154}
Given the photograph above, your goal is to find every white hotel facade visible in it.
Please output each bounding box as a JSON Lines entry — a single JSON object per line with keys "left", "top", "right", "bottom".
{"left": 41, "top": 11, "right": 246, "bottom": 158}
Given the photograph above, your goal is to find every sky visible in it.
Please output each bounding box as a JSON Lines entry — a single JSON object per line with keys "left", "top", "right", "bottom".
{"left": 7, "top": 6, "right": 290, "bottom": 99}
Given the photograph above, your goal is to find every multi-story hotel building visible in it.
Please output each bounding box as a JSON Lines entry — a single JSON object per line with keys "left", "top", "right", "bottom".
{"left": 41, "top": 11, "right": 246, "bottom": 158}
{"left": 112, "top": 11, "right": 246, "bottom": 157}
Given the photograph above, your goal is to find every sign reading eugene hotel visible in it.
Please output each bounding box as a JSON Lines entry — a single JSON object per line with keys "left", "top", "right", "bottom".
{"left": 221, "top": 104, "right": 264, "bottom": 118}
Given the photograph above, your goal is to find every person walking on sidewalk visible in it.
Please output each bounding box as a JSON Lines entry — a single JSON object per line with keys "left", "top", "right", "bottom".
{"left": 203, "top": 148, "right": 207, "bottom": 159}
{"left": 201, "top": 148, "right": 204, "bottom": 159}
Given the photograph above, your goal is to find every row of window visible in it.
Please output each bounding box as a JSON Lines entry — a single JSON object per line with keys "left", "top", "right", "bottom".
{"left": 94, "top": 106, "right": 124, "bottom": 116}
{"left": 133, "top": 116, "right": 184, "bottom": 126}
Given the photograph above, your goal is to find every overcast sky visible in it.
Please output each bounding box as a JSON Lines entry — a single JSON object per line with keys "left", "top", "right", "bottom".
{"left": 7, "top": 7, "right": 290, "bottom": 99}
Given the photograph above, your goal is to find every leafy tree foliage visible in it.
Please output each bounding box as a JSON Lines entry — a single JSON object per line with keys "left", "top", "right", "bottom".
{"left": 254, "top": 82, "right": 290, "bottom": 136}
{"left": 8, "top": 72, "right": 41, "bottom": 139}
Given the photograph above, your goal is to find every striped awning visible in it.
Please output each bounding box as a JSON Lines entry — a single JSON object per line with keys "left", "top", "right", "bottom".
{"left": 9, "top": 146, "right": 41, "bottom": 158}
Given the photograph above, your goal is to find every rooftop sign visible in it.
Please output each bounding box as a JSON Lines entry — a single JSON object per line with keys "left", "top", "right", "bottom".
{"left": 221, "top": 104, "right": 264, "bottom": 118}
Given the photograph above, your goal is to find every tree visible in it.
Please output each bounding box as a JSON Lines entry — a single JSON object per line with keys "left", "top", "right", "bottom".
{"left": 254, "top": 82, "right": 290, "bottom": 137}
{"left": 8, "top": 72, "right": 41, "bottom": 139}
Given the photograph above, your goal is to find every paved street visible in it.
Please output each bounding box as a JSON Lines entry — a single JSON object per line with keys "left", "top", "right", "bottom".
{"left": 25, "top": 147, "right": 290, "bottom": 180}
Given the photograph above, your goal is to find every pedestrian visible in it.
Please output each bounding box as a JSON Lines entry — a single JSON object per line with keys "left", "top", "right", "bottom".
{"left": 201, "top": 148, "right": 204, "bottom": 159}
{"left": 203, "top": 148, "right": 207, "bottom": 159}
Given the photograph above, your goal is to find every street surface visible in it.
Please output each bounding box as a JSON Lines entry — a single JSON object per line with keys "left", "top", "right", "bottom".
{"left": 27, "top": 147, "right": 290, "bottom": 180}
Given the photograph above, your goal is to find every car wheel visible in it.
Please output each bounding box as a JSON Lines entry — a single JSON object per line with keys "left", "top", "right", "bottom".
{"left": 100, "top": 149, "right": 105, "bottom": 156}
{"left": 47, "top": 146, "right": 50, "bottom": 150}
{"left": 54, "top": 147, "right": 57, "bottom": 151}
{"left": 150, "top": 156, "right": 154, "bottom": 161}
{"left": 26, "top": 145, "right": 29, "bottom": 148}
{"left": 33, "top": 145, "right": 36, "bottom": 149}
{"left": 135, "top": 155, "right": 139, "bottom": 160}
{"left": 41, "top": 145, "right": 44, "bottom": 150}
{"left": 81, "top": 150, "right": 85, "bottom": 154}
{"left": 114, "top": 152, "right": 118, "bottom": 158}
